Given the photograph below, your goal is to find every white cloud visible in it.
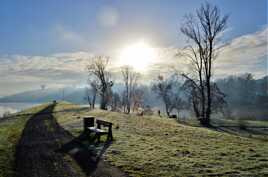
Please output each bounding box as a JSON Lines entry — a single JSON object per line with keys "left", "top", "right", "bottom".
{"left": 150, "top": 27, "right": 268, "bottom": 79}
{"left": 0, "top": 52, "right": 94, "bottom": 96}
{"left": 0, "top": 27, "right": 267, "bottom": 96}
{"left": 215, "top": 27, "right": 268, "bottom": 78}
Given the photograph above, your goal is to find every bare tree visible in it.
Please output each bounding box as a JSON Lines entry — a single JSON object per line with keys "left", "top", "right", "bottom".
{"left": 90, "top": 80, "right": 98, "bottom": 109}
{"left": 132, "top": 87, "right": 144, "bottom": 113}
{"left": 180, "top": 2, "right": 228, "bottom": 126}
{"left": 110, "top": 91, "right": 121, "bottom": 112}
{"left": 87, "top": 56, "right": 113, "bottom": 110}
{"left": 85, "top": 80, "right": 98, "bottom": 109}
{"left": 172, "top": 94, "right": 187, "bottom": 119}
{"left": 181, "top": 78, "right": 226, "bottom": 119}
{"left": 152, "top": 75, "right": 173, "bottom": 117}
{"left": 121, "top": 66, "right": 139, "bottom": 114}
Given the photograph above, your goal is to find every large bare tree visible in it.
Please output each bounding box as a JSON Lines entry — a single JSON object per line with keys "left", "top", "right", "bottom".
{"left": 180, "top": 2, "right": 228, "bottom": 126}
{"left": 121, "top": 66, "right": 139, "bottom": 114}
{"left": 87, "top": 56, "right": 113, "bottom": 110}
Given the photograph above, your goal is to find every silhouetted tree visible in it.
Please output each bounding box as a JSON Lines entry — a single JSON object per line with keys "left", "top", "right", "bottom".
{"left": 180, "top": 2, "right": 228, "bottom": 126}
{"left": 152, "top": 74, "right": 184, "bottom": 117}
{"left": 152, "top": 75, "right": 174, "bottom": 117}
{"left": 121, "top": 66, "right": 140, "bottom": 114}
{"left": 87, "top": 56, "right": 113, "bottom": 110}
{"left": 132, "top": 88, "right": 145, "bottom": 113}
{"left": 110, "top": 91, "right": 121, "bottom": 111}
{"left": 85, "top": 80, "right": 98, "bottom": 109}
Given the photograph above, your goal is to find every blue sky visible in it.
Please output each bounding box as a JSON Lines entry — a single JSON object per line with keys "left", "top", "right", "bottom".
{"left": 0, "top": 0, "right": 266, "bottom": 55}
{"left": 0, "top": 0, "right": 267, "bottom": 96}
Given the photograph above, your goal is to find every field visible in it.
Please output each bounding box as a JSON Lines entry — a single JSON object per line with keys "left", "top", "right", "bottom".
{"left": 0, "top": 102, "right": 267, "bottom": 177}
{"left": 0, "top": 104, "right": 49, "bottom": 177}
{"left": 53, "top": 102, "right": 268, "bottom": 177}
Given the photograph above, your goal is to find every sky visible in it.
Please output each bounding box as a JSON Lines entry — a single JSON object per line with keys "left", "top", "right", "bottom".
{"left": 0, "top": 0, "right": 267, "bottom": 96}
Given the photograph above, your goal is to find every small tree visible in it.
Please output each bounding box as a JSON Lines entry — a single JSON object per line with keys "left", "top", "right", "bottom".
{"left": 172, "top": 94, "right": 187, "bottom": 119}
{"left": 180, "top": 2, "right": 228, "bottom": 126}
{"left": 121, "top": 66, "right": 139, "bottom": 114}
{"left": 110, "top": 91, "right": 121, "bottom": 112}
{"left": 132, "top": 88, "right": 144, "bottom": 113}
{"left": 152, "top": 75, "right": 174, "bottom": 117}
{"left": 152, "top": 74, "right": 184, "bottom": 117}
{"left": 85, "top": 80, "right": 98, "bottom": 109}
{"left": 87, "top": 56, "right": 113, "bottom": 110}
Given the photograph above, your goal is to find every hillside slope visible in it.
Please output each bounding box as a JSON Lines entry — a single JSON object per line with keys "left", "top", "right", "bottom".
{"left": 53, "top": 103, "right": 268, "bottom": 177}
{"left": 0, "top": 104, "right": 50, "bottom": 177}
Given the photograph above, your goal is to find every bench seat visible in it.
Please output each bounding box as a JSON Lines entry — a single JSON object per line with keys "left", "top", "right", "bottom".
{"left": 88, "top": 127, "right": 106, "bottom": 133}
{"left": 83, "top": 117, "right": 113, "bottom": 143}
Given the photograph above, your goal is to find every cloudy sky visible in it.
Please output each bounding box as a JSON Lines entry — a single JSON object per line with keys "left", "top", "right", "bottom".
{"left": 0, "top": 0, "right": 267, "bottom": 96}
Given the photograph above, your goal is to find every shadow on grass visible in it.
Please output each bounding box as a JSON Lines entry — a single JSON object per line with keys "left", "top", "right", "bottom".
{"left": 15, "top": 103, "right": 114, "bottom": 177}
{"left": 15, "top": 103, "right": 81, "bottom": 177}
{"left": 58, "top": 129, "right": 113, "bottom": 176}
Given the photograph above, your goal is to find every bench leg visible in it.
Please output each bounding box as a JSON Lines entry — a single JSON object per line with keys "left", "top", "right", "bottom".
{"left": 107, "top": 131, "right": 113, "bottom": 141}
{"left": 97, "top": 133, "right": 101, "bottom": 144}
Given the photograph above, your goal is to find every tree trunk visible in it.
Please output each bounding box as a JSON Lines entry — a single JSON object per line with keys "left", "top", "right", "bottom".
{"left": 165, "top": 104, "right": 170, "bottom": 117}
{"left": 200, "top": 116, "right": 210, "bottom": 127}
{"left": 87, "top": 95, "right": 92, "bottom": 109}
{"left": 127, "top": 102, "right": 131, "bottom": 114}
{"left": 100, "top": 97, "right": 107, "bottom": 110}
{"left": 192, "top": 98, "right": 200, "bottom": 119}
{"left": 199, "top": 71, "right": 205, "bottom": 120}
{"left": 205, "top": 76, "right": 211, "bottom": 126}
{"left": 92, "top": 92, "right": 96, "bottom": 109}
{"left": 100, "top": 91, "right": 107, "bottom": 110}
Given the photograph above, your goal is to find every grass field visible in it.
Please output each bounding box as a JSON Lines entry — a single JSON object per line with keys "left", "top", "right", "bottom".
{"left": 53, "top": 102, "right": 268, "bottom": 177}
{"left": 0, "top": 102, "right": 267, "bottom": 177}
{"left": 0, "top": 103, "right": 49, "bottom": 177}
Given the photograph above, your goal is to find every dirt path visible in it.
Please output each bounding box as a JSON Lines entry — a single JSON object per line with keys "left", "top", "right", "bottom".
{"left": 15, "top": 104, "right": 127, "bottom": 177}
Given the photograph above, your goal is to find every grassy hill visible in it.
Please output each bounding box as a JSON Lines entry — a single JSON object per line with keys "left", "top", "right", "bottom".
{"left": 0, "top": 103, "right": 49, "bottom": 177}
{"left": 0, "top": 102, "right": 267, "bottom": 177}
{"left": 53, "top": 103, "right": 268, "bottom": 177}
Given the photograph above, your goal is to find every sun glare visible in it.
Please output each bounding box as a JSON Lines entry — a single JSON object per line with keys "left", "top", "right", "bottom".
{"left": 118, "top": 40, "right": 156, "bottom": 71}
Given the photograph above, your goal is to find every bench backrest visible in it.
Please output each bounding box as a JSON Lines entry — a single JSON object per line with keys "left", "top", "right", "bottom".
{"left": 83, "top": 116, "right": 95, "bottom": 129}
{"left": 96, "top": 119, "right": 112, "bottom": 128}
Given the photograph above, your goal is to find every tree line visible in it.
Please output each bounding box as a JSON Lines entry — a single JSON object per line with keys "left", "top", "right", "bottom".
{"left": 85, "top": 2, "right": 267, "bottom": 126}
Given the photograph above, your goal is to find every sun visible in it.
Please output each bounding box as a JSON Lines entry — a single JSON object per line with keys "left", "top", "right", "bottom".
{"left": 118, "top": 40, "right": 156, "bottom": 71}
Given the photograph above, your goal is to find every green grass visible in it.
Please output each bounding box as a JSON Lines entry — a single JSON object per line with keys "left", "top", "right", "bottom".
{"left": 1, "top": 102, "right": 267, "bottom": 177}
{"left": 0, "top": 103, "right": 49, "bottom": 177}
{"left": 53, "top": 103, "right": 268, "bottom": 177}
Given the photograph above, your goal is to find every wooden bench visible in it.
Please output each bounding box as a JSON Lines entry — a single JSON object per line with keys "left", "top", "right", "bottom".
{"left": 83, "top": 117, "right": 113, "bottom": 143}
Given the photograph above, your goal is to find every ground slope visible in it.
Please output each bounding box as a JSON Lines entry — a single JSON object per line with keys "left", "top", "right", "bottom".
{"left": 0, "top": 104, "right": 49, "bottom": 177}
{"left": 15, "top": 104, "right": 84, "bottom": 177}
{"left": 53, "top": 103, "right": 268, "bottom": 177}
{"left": 15, "top": 103, "right": 127, "bottom": 177}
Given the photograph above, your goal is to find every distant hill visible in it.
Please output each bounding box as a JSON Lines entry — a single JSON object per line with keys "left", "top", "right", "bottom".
{"left": 0, "top": 87, "right": 88, "bottom": 104}
{"left": 0, "top": 83, "right": 129, "bottom": 104}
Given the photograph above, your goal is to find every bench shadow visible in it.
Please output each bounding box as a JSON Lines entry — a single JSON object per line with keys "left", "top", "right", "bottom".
{"left": 15, "top": 103, "right": 117, "bottom": 177}
{"left": 58, "top": 130, "right": 113, "bottom": 176}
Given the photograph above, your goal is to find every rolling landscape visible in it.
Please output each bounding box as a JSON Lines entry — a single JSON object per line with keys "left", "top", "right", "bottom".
{"left": 0, "top": 0, "right": 267, "bottom": 177}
